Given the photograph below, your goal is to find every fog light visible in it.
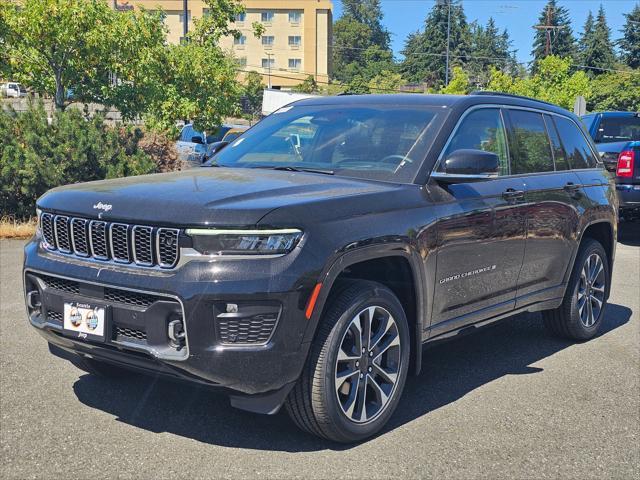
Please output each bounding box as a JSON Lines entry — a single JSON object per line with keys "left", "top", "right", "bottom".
{"left": 26, "top": 290, "right": 42, "bottom": 314}
{"left": 168, "top": 319, "right": 185, "bottom": 349}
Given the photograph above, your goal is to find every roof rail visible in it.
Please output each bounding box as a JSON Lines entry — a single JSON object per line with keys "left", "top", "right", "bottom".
{"left": 470, "top": 90, "right": 560, "bottom": 108}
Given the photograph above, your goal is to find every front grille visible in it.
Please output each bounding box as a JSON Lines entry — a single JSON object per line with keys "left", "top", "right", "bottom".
{"left": 47, "top": 310, "right": 63, "bottom": 324}
{"left": 218, "top": 315, "right": 278, "bottom": 345}
{"left": 104, "top": 288, "right": 157, "bottom": 308}
{"left": 40, "top": 274, "right": 80, "bottom": 294}
{"left": 115, "top": 326, "right": 147, "bottom": 341}
{"left": 39, "top": 211, "right": 180, "bottom": 269}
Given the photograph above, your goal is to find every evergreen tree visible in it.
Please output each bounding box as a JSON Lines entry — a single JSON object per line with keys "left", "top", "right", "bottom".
{"left": 532, "top": 0, "right": 576, "bottom": 65}
{"left": 619, "top": 3, "right": 640, "bottom": 69}
{"left": 578, "top": 6, "right": 616, "bottom": 75}
{"left": 332, "top": 0, "right": 394, "bottom": 85}
{"left": 468, "top": 17, "right": 518, "bottom": 87}
{"left": 400, "top": 0, "right": 470, "bottom": 87}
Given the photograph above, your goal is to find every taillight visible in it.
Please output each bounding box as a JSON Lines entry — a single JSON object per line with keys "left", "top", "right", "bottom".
{"left": 616, "top": 150, "right": 635, "bottom": 177}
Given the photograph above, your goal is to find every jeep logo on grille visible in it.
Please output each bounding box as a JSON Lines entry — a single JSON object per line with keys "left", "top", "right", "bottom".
{"left": 163, "top": 236, "right": 175, "bottom": 247}
{"left": 93, "top": 202, "right": 112, "bottom": 212}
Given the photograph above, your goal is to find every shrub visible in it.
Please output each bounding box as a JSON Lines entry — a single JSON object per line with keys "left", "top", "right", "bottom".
{"left": 0, "top": 101, "right": 177, "bottom": 220}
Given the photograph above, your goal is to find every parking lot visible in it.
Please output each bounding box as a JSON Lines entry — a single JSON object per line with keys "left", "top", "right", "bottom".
{"left": 1, "top": 223, "right": 638, "bottom": 479}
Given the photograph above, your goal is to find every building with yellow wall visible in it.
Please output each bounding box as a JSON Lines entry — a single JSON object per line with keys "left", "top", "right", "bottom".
{"left": 113, "top": 1, "right": 333, "bottom": 89}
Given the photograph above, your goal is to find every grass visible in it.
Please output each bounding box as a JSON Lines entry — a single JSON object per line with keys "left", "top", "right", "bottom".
{"left": 0, "top": 216, "right": 37, "bottom": 239}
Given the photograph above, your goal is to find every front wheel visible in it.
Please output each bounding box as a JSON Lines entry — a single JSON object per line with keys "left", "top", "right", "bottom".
{"left": 543, "top": 238, "right": 609, "bottom": 340}
{"left": 286, "top": 281, "right": 410, "bottom": 443}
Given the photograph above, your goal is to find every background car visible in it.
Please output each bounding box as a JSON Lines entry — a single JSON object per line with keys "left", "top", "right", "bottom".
{"left": 176, "top": 123, "right": 247, "bottom": 167}
{"left": 221, "top": 126, "right": 249, "bottom": 143}
{"left": 1, "top": 82, "right": 27, "bottom": 98}
{"left": 582, "top": 111, "right": 640, "bottom": 220}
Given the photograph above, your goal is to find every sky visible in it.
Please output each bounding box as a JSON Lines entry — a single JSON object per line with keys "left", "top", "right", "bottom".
{"left": 332, "top": 0, "right": 637, "bottom": 65}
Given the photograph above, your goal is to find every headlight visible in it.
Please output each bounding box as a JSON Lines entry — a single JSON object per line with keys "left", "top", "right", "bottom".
{"left": 186, "top": 228, "right": 302, "bottom": 256}
{"left": 35, "top": 208, "right": 42, "bottom": 236}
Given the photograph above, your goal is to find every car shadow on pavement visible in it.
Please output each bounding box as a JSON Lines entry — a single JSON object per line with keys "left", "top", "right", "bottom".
{"left": 617, "top": 220, "right": 639, "bottom": 247}
{"left": 72, "top": 303, "right": 632, "bottom": 452}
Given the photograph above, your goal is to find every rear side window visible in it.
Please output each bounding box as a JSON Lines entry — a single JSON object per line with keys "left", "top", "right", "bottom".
{"left": 544, "top": 115, "right": 569, "bottom": 170}
{"left": 508, "top": 109, "right": 554, "bottom": 174}
{"left": 180, "top": 125, "right": 201, "bottom": 142}
{"left": 594, "top": 115, "right": 640, "bottom": 143}
{"left": 441, "top": 108, "right": 510, "bottom": 175}
{"left": 554, "top": 116, "right": 599, "bottom": 169}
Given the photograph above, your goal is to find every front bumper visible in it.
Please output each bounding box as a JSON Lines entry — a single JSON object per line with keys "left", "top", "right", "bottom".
{"left": 616, "top": 183, "right": 640, "bottom": 209}
{"left": 23, "top": 238, "right": 315, "bottom": 409}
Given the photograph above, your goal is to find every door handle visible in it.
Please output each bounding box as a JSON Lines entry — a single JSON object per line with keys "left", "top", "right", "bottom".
{"left": 502, "top": 188, "right": 525, "bottom": 202}
{"left": 563, "top": 182, "right": 580, "bottom": 192}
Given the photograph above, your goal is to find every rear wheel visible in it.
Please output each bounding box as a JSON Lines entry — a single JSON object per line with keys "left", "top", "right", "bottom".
{"left": 286, "top": 281, "right": 410, "bottom": 443}
{"left": 543, "top": 238, "right": 609, "bottom": 340}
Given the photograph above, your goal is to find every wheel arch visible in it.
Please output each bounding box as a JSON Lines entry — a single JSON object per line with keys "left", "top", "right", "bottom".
{"left": 303, "top": 244, "right": 426, "bottom": 375}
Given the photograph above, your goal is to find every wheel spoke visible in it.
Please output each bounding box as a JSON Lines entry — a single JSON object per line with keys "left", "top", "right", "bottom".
{"left": 372, "top": 362, "right": 398, "bottom": 385}
{"left": 337, "top": 346, "right": 359, "bottom": 362}
{"left": 369, "top": 313, "right": 393, "bottom": 352}
{"left": 343, "top": 374, "right": 360, "bottom": 418}
{"left": 367, "top": 374, "right": 389, "bottom": 406}
{"left": 374, "top": 333, "right": 400, "bottom": 362}
{"left": 357, "top": 376, "right": 368, "bottom": 422}
{"left": 335, "top": 369, "right": 359, "bottom": 393}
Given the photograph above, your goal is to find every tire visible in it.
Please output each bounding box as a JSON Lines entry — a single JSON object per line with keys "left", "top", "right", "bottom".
{"left": 286, "top": 280, "right": 410, "bottom": 443}
{"left": 79, "top": 357, "right": 133, "bottom": 378}
{"left": 543, "top": 238, "right": 609, "bottom": 341}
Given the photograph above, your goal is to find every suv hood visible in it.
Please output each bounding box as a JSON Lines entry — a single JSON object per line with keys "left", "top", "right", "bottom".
{"left": 37, "top": 168, "right": 404, "bottom": 226}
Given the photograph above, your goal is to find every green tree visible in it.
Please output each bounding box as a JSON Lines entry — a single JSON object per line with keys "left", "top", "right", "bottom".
{"left": 589, "top": 70, "right": 640, "bottom": 111}
{"left": 619, "top": 3, "right": 640, "bottom": 69}
{"left": 243, "top": 70, "right": 264, "bottom": 122}
{"left": 332, "top": 0, "right": 394, "bottom": 84}
{"left": 578, "top": 6, "right": 616, "bottom": 75}
{"left": 468, "top": 18, "right": 518, "bottom": 87}
{"left": 368, "top": 70, "right": 404, "bottom": 93}
{"left": 440, "top": 66, "right": 470, "bottom": 94}
{"left": 488, "top": 56, "right": 591, "bottom": 110}
{"left": 532, "top": 0, "right": 577, "bottom": 65}
{"left": 400, "top": 0, "right": 471, "bottom": 88}
{"left": 294, "top": 75, "right": 319, "bottom": 94}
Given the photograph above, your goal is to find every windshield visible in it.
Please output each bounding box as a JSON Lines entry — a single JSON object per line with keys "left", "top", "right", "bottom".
{"left": 594, "top": 115, "right": 640, "bottom": 144}
{"left": 211, "top": 104, "right": 445, "bottom": 183}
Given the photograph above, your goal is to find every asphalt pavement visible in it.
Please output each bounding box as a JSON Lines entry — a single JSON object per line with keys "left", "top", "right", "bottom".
{"left": 1, "top": 223, "right": 639, "bottom": 479}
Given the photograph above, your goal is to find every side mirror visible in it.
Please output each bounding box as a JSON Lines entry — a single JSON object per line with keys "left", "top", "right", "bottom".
{"left": 191, "top": 136, "right": 204, "bottom": 145}
{"left": 203, "top": 141, "right": 230, "bottom": 162}
{"left": 443, "top": 149, "right": 500, "bottom": 176}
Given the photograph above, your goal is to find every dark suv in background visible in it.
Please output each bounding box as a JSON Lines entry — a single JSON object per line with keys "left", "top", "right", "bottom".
{"left": 24, "top": 92, "right": 617, "bottom": 442}
{"left": 582, "top": 111, "right": 640, "bottom": 219}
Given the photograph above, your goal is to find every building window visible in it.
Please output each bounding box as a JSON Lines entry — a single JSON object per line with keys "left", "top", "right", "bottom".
{"left": 289, "top": 11, "right": 302, "bottom": 24}
{"left": 288, "top": 59, "right": 302, "bottom": 70}
{"left": 261, "top": 11, "right": 274, "bottom": 23}
{"left": 262, "top": 58, "right": 275, "bottom": 69}
{"left": 234, "top": 35, "right": 246, "bottom": 46}
{"left": 236, "top": 57, "right": 247, "bottom": 67}
{"left": 288, "top": 36, "right": 301, "bottom": 47}
{"left": 262, "top": 36, "right": 274, "bottom": 47}
{"left": 235, "top": 12, "right": 246, "bottom": 23}
{"left": 178, "top": 11, "right": 191, "bottom": 23}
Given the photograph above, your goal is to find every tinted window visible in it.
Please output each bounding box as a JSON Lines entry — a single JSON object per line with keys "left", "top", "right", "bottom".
{"left": 509, "top": 110, "right": 553, "bottom": 174}
{"left": 441, "top": 108, "right": 510, "bottom": 175}
{"left": 544, "top": 114, "right": 569, "bottom": 170}
{"left": 594, "top": 115, "right": 640, "bottom": 143}
{"left": 581, "top": 114, "right": 597, "bottom": 132}
{"left": 554, "top": 116, "right": 599, "bottom": 169}
{"left": 180, "top": 125, "right": 201, "bottom": 142}
{"left": 212, "top": 105, "right": 444, "bottom": 183}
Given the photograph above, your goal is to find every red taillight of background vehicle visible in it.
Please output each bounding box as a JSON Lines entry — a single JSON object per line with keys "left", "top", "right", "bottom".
{"left": 616, "top": 150, "right": 635, "bottom": 177}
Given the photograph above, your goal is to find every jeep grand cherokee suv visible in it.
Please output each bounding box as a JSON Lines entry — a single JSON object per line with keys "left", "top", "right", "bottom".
{"left": 24, "top": 93, "right": 617, "bottom": 443}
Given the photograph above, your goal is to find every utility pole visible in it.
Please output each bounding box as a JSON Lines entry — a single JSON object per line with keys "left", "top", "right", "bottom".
{"left": 534, "top": 4, "right": 565, "bottom": 56}
{"left": 183, "top": 0, "right": 189, "bottom": 41}
{"left": 445, "top": 0, "right": 451, "bottom": 86}
{"left": 266, "top": 52, "right": 274, "bottom": 89}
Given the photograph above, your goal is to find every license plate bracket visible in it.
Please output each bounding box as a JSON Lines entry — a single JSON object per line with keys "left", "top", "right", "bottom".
{"left": 63, "top": 301, "right": 107, "bottom": 342}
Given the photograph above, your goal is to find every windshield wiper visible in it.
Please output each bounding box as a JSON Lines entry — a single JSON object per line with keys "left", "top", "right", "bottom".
{"left": 252, "top": 165, "right": 335, "bottom": 175}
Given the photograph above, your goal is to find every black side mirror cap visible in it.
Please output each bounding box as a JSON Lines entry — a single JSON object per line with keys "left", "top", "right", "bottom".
{"left": 443, "top": 149, "right": 500, "bottom": 176}
{"left": 191, "top": 136, "right": 204, "bottom": 144}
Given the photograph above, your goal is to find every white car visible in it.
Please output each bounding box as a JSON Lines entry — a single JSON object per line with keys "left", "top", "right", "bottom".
{"left": 2, "top": 82, "right": 27, "bottom": 98}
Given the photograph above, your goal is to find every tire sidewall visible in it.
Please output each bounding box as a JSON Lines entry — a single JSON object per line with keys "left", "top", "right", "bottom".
{"left": 319, "top": 284, "right": 410, "bottom": 441}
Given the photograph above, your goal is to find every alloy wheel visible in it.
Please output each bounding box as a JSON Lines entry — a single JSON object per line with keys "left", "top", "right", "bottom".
{"left": 334, "top": 306, "right": 402, "bottom": 424}
{"left": 577, "top": 253, "right": 606, "bottom": 328}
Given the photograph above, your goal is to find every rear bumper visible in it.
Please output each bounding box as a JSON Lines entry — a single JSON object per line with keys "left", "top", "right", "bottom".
{"left": 23, "top": 238, "right": 315, "bottom": 411}
{"left": 616, "top": 184, "right": 640, "bottom": 209}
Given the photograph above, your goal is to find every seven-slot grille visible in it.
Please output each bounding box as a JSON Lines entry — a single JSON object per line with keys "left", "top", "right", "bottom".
{"left": 39, "top": 212, "right": 180, "bottom": 268}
